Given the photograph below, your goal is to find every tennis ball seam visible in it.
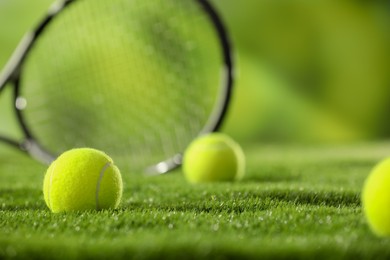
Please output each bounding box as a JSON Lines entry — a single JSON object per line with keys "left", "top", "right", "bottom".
{"left": 47, "top": 160, "right": 113, "bottom": 211}
{"left": 47, "top": 161, "right": 58, "bottom": 211}
{"left": 95, "top": 162, "right": 112, "bottom": 210}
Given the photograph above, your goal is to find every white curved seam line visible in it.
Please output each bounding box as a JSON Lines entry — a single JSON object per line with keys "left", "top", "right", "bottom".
{"left": 96, "top": 162, "right": 111, "bottom": 210}
{"left": 48, "top": 162, "right": 57, "bottom": 210}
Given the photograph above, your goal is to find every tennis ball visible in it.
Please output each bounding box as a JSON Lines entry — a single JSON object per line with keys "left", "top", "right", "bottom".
{"left": 183, "top": 133, "right": 245, "bottom": 183}
{"left": 43, "top": 148, "right": 123, "bottom": 213}
{"left": 362, "top": 158, "right": 390, "bottom": 236}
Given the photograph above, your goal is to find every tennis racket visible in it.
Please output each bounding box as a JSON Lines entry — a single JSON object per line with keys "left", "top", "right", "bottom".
{"left": 0, "top": 0, "right": 233, "bottom": 174}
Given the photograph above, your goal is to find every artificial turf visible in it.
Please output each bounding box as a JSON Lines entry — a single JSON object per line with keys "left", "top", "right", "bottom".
{"left": 1, "top": 142, "right": 390, "bottom": 259}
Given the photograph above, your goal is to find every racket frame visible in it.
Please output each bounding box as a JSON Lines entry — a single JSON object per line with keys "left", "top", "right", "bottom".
{"left": 0, "top": 0, "right": 234, "bottom": 174}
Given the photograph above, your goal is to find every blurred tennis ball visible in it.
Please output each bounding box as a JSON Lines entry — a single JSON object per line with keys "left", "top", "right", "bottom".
{"left": 183, "top": 133, "right": 245, "bottom": 183}
{"left": 43, "top": 148, "right": 123, "bottom": 213}
{"left": 362, "top": 158, "right": 390, "bottom": 236}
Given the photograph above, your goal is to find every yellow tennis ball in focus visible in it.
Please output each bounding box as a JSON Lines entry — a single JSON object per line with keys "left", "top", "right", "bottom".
{"left": 43, "top": 148, "right": 123, "bottom": 213}
{"left": 362, "top": 158, "right": 390, "bottom": 236}
{"left": 183, "top": 133, "right": 245, "bottom": 183}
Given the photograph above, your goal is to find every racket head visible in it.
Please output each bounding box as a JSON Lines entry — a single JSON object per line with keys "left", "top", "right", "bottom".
{"left": 7, "top": 0, "right": 234, "bottom": 174}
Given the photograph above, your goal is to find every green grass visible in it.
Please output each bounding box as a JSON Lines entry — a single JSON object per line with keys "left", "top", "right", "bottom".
{"left": 1, "top": 142, "right": 390, "bottom": 259}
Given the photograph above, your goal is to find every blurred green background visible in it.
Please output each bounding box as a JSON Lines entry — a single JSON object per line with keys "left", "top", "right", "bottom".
{"left": 1, "top": 0, "right": 389, "bottom": 145}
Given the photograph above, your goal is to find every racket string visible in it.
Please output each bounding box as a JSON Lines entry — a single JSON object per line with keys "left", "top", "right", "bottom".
{"left": 20, "top": 0, "right": 225, "bottom": 171}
